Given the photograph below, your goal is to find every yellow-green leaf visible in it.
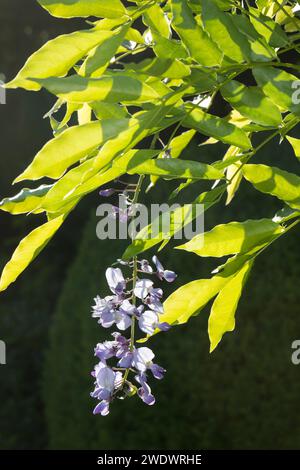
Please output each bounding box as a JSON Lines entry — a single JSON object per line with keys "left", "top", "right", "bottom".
{"left": 0, "top": 185, "right": 52, "bottom": 215}
{"left": 243, "top": 163, "right": 300, "bottom": 210}
{"left": 79, "top": 26, "right": 129, "bottom": 78}
{"left": 176, "top": 219, "right": 283, "bottom": 256}
{"left": 33, "top": 75, "right": 160, "bottom": 103}
{"left": 38, "top": 0, "right": 127, "bottom": 19}
{"left": 6, "top": 28, "right": 114, "bottom": 91}
{"left": 253, "top": 67, "right": 300, "bottom": 116}
{"left": 0, "top": 215, "right": 65, "bottom": 293}
{"left": 286, "top": 136, "right": 300, "bottom": 160}
{"left": 182, "top": 106, "right": 252, "bottom": 150}
{"left": 208, "top": 260, "right": 253, "bottom": 352}
{"left": 170, "top": 0, "right": 222, "bottom": 66}
{"left": 201, "top": 0, "right": 251, "bottom": 63}
{"left": 14, "top": 118, "right": 131, "bottom": 182}
{"left": 126, "top": 158, "right": 224, "bottom": 180}
{"left": 221, "top": 80, "right": 282, "bottom": 127}
{"left": 143, "top": 3, "right": 170, "bottom": 38}
{"left": 248, "top": 6, "right": 289, "bottom": 47}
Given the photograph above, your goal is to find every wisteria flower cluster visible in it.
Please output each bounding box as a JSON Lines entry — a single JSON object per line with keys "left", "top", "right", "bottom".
{"left": 91, "top": 256, "right": 177, "bottom": 416}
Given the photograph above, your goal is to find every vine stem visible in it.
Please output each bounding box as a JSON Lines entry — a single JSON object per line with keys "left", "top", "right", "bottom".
{"left": 122, "top": 133, "right": 159, "bottom": 385}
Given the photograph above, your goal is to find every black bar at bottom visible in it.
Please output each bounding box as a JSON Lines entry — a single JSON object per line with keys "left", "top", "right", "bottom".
{"left": 0, "top": 450, "right": 299, "bottom": 466}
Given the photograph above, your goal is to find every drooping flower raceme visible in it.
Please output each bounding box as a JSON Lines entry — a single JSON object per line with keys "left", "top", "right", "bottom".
{"left": 91, "top": 257, "right": 177, "bottom": 416}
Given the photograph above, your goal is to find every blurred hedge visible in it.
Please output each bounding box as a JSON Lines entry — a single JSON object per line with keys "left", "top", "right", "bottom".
{"left": 43, "top": 138, "right": 300, "bottom": 450}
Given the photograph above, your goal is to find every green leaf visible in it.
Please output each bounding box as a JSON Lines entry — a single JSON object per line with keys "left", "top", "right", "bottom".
{"left": 150, "top": 129, "right": 196, "bottom": 187}
{"left": 5, "top": 28, "right": 114, "bottom": 91}
{"left": 201, "top": 0, "right": 251, "bottom": 63}
{"left": 231, "top": 13, "right": 276, "bottom": 62}
{"left": 243, "top": 163, "right": 300, "bottom": 210}
{"left": 143, "top": 3, "right": 170, "bottom": 38}
{"left": 182, "top": 106, "right": 252, "bottom": 150}
{"left": 208, "top": 260, "right": 253, "bottom": 352}
{"left": 186, "top": 69, "right": 217, "bottom": 94}
{"left": 56, "top": 106, "right": 184, "bottom": 206}
{"left": 0, "top": 215, "right": 65, "bottom": 293}
{"left": 126, "top": 158, "right": 224, "bottom": 180}
{"left": 223, "top": 146, "right": 243, "bottom": 205}
{"left": 42, "top": 148, "right": 158, "bottom": 212}
{"left": 286, "top": 136, "right": 300, "bottom": 160}
{"left": 32, "top": 75, "right": 160, "bottom": 103}
{"left": 79, "top": 26, "right": 129, "bottom": 78}
{"left": 122, "top": 185, "right": 226, "bottom": 260}
{"left": 152, "top": 32, "right": 188, "bottom": 60}
{"left": 125, "top": 57, "right": 191, "bottom": 79}
{"left": 176, "top": 218, "right": 283, "bottom": 257}
{"left": 14, "top": 117, "right": 132, "bottom": 182}
{"left": 253, "top": 67, "right": 300, "bottom": 116}
{"left": 170, "top": 0, "right": 222, "bottom": 66}
{"left": 159, "top": 253, "right": 251, "bottom": 327}
{"left": 90, "top": 101, "right": 128, "bottom": 120}
{"left": 0, "top": 185, "right": 52, "bottom": 215}
{"left": 249, "top": 6, "right": 289, "bottom": 47}
{"left": 38, "top": 0, "right": 127, "bottom": 18}
{"left": 221, "top": 80, "right": 282, "bottom": 127}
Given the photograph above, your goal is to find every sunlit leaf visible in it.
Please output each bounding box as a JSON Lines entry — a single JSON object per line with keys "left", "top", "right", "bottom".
{"left": 208, "top": 260, "right": 253, "bottom": 352}
{"left": 143, "top": 3, "right": 170, "bottom": 38}
{"left": 201, "top": 0, "right": 251, "bottom": 63}
{"left": 122, "top": 185, "right": 226, "bottom": 260}
{"left": 253, "top": 67, "right": 300, "bottom": 116}
{"left": 176, "top": 218, "right": 283, "bottom": 257}
{"left": 125, "top": 57, "right": 191, "bottom": 79}
{"left": 286, "top": 136, "right": 300, "bottom": 160}
{"left": 221, "top": 80, "right": 282, "bottom": 127}
{"left": 152, "top": 31, "right": 188, "bottom": 60}
{"left": 32, "top": 75, "right": 160, "bottom": 103}
{"left": 243, "top": 163, "right": 300, "bottom": 209}
{"left": 38, "top": 0, "right": 127, "bottom": 19}
{"left": 6, "top": 28, "right": 115, "bottom": 90}
{"left": 126, "top": 158, "right": 224, "bottom": 180}
{"left": 0, "top": 185, "right": 52, "bottom": 215}
{"left": 0, "top": 215, "right": 65, "bottom": 293}
{"left": 14, "top": 118, "right": 132, "bottom": 182}
{"left": 79, "top": 26, "right": 129, "bottom": 77}
{"left": 182, "top": 106, "right": 252, "bottom": 150}
{"left": 170, "top": 0, "right": 222, "bottom": 66}
{"left": 249, "top": 6, "right": 289, "bottom": 47}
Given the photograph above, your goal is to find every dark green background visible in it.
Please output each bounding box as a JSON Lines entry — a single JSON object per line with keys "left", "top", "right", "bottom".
{"left": 1, "top": 0, "right": 300, "bottom": 450}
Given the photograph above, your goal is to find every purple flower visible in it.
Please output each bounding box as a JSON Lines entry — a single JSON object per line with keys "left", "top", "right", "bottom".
{"left": 112, "top": 332, "right": 130, "bottom": 358}
{"left": 138, "top": 310, "right": 170, "bottom": 335}
{"left": 92, "top": 365, "right": 123, "bottom": 416}
{"left": 94, "top": 341, "right": 117, "bottom": 362}
{"left": 110, "top": 206, "right": 129, "bottom": 223}
{"left": 92, "top": 295, "right": 116, "bottom": 318}
{"left": 140, "top": 259, "right": 153, "bottom": 274}
{"left": 152, "top": 255, "right": 177, "bottom": 282}
{"left": 134, "top": 279, "right": 164, "bottom": 313}
{"left": 99, "top": 188, "right": 116, "bottom": 197}
{"left": 145, "top": 288, "right": 164, "bottom": 314}
{"left": 91, "top": 255, "right": 173, "bottom": 415}
{"left": 136, "top": 374, "right": 155, "bottom": 406}
{"left": 106, "top": 267, "right": 126, "bottom": 296}
{"left": 95, "top": 365, "right": 116, "bottom": 397}
{"left": 93, "top": 400, "right": 110, "bottom": 416}
{"left": 132, "top": 347, "right": 166, "bottom": 380}
{"left": 132, "top": 347, "right": 155, "bottom": 373}
{"left": 94, "top": 333, "right": 130, "bottom": 362}
{"left": 134, "top": 279, "right": 153, "bottom": 299}
{"left": 118, "top": 351, "right": 134, "bottom": 368}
